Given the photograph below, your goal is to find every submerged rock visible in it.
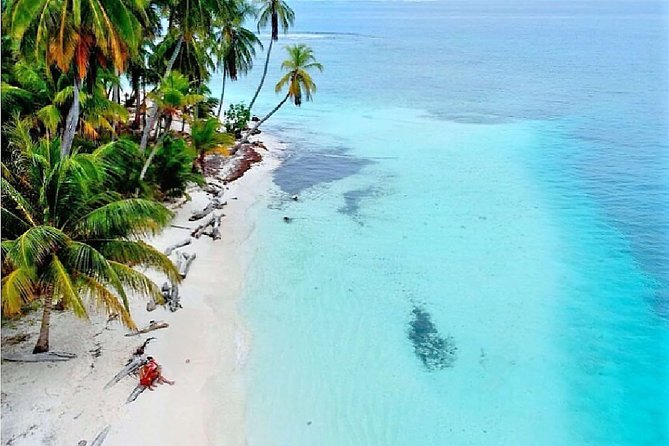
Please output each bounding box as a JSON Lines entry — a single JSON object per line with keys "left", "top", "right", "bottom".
{"left": 408, "top": 306, "right": 457, "bottom": 370}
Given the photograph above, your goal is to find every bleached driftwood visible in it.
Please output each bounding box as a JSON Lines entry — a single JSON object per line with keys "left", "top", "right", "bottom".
{"left": 2, "top": 351, "right": 76, "bottom": 362}
{"left": 104, "top": 338, "right": 155, "bottom": 389}
{"left": 161, "top": 282, "right": 182, "bottom": 312}
{"left": 189, "top": 198, "right": 226, "bottom": 221}
{"left": 176, "top": 252, "right": 196, "bottom": 278}
{"left": 191, "top": 214, "right": 215, "bottom": 238}
{"left": 146, "top": 299, "right": 157, "bottom": 312}
{"left": 164, "top": 237, "right": 192, "bottom": 256}
{"left": 210, "top": 214, "right": 223, "bottom": 240}
{"left": 104, "top": 355, "right": 145, "bottom": 389}
{"left": 86, "top": 425, "right": 111, "bottom": 446}
{"left": 126, "top": 384, "right": 147, "bottom": 404}
{"left": 124, "top": 320, "right": 169, "bottom": 337}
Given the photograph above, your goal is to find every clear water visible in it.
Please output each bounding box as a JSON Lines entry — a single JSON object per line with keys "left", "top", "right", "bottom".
{"left": 211, "top": 1, "right": 669, "bottom": 444}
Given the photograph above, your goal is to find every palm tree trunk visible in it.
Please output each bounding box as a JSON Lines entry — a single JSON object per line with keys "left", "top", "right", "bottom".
{"left": 113, "top": 68, "right": 121, "bottom": 104}
{"left": 249, "top": 37, "right": 274, "bottom": 110}
{"left": 217, "top": 67, "right": 227, "bottom": 118}
{"left": 238, "top": 92, "right": 289, "bottom": 147}
{"left": 138, "top": 130, "right": 168, "bottom": 182}
{"left": 61, "top": 77, "right": 81, "bottom": 157}
{"left": 140, "top": 36, "right": 184, "bottom": 152}
{"left": 132, "top": 71, "right": 142, "bottom": 129}
{"left": 33, "top": 293, "right": 53, "bottom": 353}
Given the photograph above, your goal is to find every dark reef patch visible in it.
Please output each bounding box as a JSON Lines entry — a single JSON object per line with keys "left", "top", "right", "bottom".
{"left": 408, "top": 306, "right": 457, "bottom": 370}
{"left": 273, "top": 149, "right": 373, "bottom": 196}
{"left": 338, "top": 186, "right": 377, "bottom": 216}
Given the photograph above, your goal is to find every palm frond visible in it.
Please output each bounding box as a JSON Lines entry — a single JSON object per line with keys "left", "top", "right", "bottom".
{"left": 1, "top": 266, "right": 37, "bottom": 315}
{"left": 99, "top": 240, "right": 181, "bottom": 284}
{"left": 44, "top": 254, "right": 87, "bottom": 318}
{"left": 108, "top": 261, "right": 163, "bottom": 303}
{"left": 73, "top": 199, "right": 172, "bottom": 239}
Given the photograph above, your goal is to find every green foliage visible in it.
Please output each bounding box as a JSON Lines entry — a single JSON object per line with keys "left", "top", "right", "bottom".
{"left": 1, "top": 124, "right": 179, "bottom": 350}
{"left": 223, "top": 103, "right": 251, "bottom": 136}
{"left": 276, "top": 44, "right": 324, "bottom": 106}
{"left": 147, "top": 135, "right": 203, "bottom": 198}
{"left": 151, "top": 71, "right": 205, "bottom": 116}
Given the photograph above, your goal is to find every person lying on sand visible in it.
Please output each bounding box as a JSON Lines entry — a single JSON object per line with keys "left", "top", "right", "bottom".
{"left": 139, "top": 356, "right": 175, "bottom": 390}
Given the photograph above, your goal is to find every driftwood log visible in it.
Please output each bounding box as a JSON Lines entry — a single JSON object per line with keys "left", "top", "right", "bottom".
{"left": 161, "top": 282, "right": 182, "bottom": 312}
{"left": 191, "top": 214, "right": 215, "bottom": 238}
{"left": 126, "top": 384, "right": 147, "bottom": 404}
{"left": 211, "top": 214, "right": 222, "bottom": 240}
{"left": 104, "top": 338, "right": 155, "bottom": 389}
{"left": 78, "top": 425, "right": 111, "bottom": 446}
{"left": 124, "top": 320, "right": 169, "bottom": 337}
{"left": 176, "top": 252, "right": 196, "bottom": 278}
{"left": 164, "top": 237, "right": 192, "bottom": 256}
{"left": 2, "top": 351, "right": 76, "bottom": 362}
{"left": 189, "top": 198, "right": 226, "bottom": 221}
{"left": 90, "top": 425, "right": 111, "bottom": 446}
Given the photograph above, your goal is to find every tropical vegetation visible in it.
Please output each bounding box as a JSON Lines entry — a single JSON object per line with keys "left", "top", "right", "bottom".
{"left": 1, "top": 0, "right": 321, "bottom": 353}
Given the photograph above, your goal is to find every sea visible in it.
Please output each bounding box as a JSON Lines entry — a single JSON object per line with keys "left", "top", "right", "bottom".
{"left": 210, "top": 1, "right": 669, "bottom": 444}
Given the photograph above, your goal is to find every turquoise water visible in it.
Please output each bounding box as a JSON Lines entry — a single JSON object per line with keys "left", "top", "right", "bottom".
{"left": 213, "top": 1, "right": 669, "bottom": 444}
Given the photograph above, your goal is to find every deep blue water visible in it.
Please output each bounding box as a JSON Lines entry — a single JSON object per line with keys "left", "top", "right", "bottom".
{"left": 213, "top": 1, "right": 669, "bottom": 444}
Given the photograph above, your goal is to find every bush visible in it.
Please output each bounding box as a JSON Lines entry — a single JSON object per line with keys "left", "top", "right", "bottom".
{"left": 148, "top": 135, "right": 203, "bottom": 198}
{"left": 224, "top": 102, "right": 250, "bottom": 137}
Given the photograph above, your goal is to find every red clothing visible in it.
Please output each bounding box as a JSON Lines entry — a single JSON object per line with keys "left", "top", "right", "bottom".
{"left": 139, "top": 361, "right": 159, "bottom": 387}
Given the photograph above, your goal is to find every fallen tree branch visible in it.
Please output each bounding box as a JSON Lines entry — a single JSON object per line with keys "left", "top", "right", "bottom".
{"left": 191, "top": 214, "right": 215, "bottom": 238}
{"left": 164, "top": 237, "right": 192, "bottom": 256}
{"left": 176, "top": 252, "right": 196, "bottom": 278}
{"left": 124, "top": 320, "right": 169, "bottom": 337}
{"left": 189, "top": 198, "right": 226, "bottom": 221}
{"left": 161, "top": 282, "right": 182, "bottom": 312}
{"left": 210, "top": 214, "right": 223, "bottom": 240}
{"left": 88, "top": 425, "right": 111, "bottom": 446}
{"left": 126, "top": 384, "right": 147, "bottom": 404}
{"left": 104, "top": 338, "right": 156, "bottom": 389}
{"left": 2, "top": 351, "right": 76, "bottom": 362}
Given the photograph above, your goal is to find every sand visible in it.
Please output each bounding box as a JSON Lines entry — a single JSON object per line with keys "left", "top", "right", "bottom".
{"left": 1, "top": 135, "right": 284, "bottom": 446}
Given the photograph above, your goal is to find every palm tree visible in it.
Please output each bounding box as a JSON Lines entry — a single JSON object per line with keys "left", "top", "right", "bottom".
{"left": 249, "top": 0, "right": 295, "bottom": 110}
{"left": 1, "top": 119, "right": 179, "bottom": 353}
{"left": 6, "top": 0, "right": 145, "bottom": 156}
{"left": 190, "top": 117, "right": 234, "bottom": 170}
{"left": 139, "top": 0, "right": 231, "bottom": 152}
{"left": 214, "top": 1, "right": 262, "bottom": 118}
{"left": 139, "top": 71, "right": 205, "bottom": 182}
{"left": 239, "top": 44, "right": 322, "bottom": 145}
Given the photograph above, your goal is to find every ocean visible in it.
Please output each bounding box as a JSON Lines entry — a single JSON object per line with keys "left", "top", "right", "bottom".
{"left": 210, "top": 1, "right": 669, "bottom": 444}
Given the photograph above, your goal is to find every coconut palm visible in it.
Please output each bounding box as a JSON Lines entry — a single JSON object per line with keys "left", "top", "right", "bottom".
{"left": 239, "top": 44, "right": 322, "bottom": 144}
{"left": 5, "top": 0, "right": 146, "bottom": 156}
{"left": 248, "top": 0, "right": 295, "bottom": 110}
{"left": 138, "top": 71, "right": 204, "bottom": 182}
{"left": 1, "top": 119, "right": 179, "bottom": 353}
{"left": 139, "top": 0, "right": 231, "bottom": 152}
{"left": 190, "top": 117, "right": 234, "bottom": 170}
{"left": 214, "top": 1, "right": 262, "bottom": 118}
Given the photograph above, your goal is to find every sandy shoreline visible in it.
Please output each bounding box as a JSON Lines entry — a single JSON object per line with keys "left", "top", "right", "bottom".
{"left": 1, "top": 134, "right": 284, "bottom": 446}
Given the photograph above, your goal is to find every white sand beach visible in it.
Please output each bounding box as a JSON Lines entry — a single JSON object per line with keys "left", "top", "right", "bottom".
{"left": 1, "top": 135, "right": 284, "bottom": 446}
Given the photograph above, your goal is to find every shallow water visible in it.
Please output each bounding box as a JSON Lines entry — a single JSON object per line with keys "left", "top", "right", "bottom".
{"left": 211, "top": 1, "right": 669, "bottom": 444}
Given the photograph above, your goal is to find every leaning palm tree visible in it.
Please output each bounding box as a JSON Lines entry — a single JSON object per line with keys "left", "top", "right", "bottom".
{"left": 1, "top": 120, "right": 179, "bottom": 353}
{"left": 239, "top": 44, "right": 322, "bottom": 145}
{"left": 248, "top": 0, "right": 295, "bottom": 110}
{"left": 214, "top": 1, "right": 262, "bottom": 118}
{"left": 6, "top": 0, "right": 145, "bottom": 156}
